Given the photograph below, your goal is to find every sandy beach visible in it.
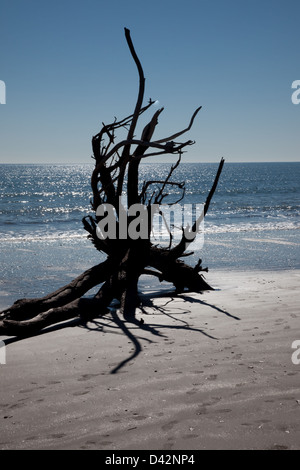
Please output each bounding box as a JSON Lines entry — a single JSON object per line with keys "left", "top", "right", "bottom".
{"left": 0, "top": 269, "right": 299, "bottom": 450}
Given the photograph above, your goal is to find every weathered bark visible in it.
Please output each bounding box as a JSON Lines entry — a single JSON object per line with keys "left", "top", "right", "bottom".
{"left": 0, "top": 278, "right": 115, "bottom": 337}
{"left": 0, "top": 28, "right": 224, "bottom": 337}
{"left": 0, "top": 258, "right": 114, "bottom": 322}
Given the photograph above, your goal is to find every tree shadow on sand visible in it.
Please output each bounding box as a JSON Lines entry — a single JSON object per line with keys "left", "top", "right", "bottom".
{"left": 2, "top": 289, "right": 240, "bottom": 375}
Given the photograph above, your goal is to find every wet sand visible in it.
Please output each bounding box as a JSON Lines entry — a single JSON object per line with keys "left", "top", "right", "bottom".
{"left": 0, "top": 270, "right": 299, "bottom": 450}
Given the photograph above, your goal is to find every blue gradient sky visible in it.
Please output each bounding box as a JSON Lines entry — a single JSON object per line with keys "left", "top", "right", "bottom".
{"left": 0, "top": 0, "right": 299, "bottom": 163}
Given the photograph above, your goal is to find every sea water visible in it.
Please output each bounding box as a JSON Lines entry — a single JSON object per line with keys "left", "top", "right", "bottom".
{"left": 0, "top": 162, "right": 299, "bottom": 308}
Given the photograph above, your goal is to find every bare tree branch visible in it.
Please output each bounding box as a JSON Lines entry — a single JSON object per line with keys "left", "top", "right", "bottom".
{"left": 154, "top": 106, "right": 202, "bottom": 144}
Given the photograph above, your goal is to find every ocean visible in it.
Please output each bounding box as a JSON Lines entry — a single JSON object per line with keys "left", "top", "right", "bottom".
{"left": 0, "top": 162, "right": 299, "bottom": 309}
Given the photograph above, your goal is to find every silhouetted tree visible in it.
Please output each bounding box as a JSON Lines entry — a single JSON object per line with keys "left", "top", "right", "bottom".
{"left": 0, "top": 28, "right": 224, "bottom": 336}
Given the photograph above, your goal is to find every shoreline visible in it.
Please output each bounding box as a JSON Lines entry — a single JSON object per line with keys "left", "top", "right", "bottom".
{"left": 0, "top": 269, "right": 299, "bottom": 450}
{"left": 1, "top": 226, "right": 299, "bottom": 313}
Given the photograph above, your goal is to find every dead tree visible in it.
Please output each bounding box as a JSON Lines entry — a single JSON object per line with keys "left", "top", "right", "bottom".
{"left": 0, "top": 28, "right": 224, "bottom": 337}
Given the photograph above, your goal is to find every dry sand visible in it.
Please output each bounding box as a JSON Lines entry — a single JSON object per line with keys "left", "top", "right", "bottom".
{"left": 0, "top": 270, "right": 299, "bottom": 450}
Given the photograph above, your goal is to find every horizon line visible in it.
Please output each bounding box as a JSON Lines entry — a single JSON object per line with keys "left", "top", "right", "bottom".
{"left": 0, "top": 160, "right": 299, "bottom": 165}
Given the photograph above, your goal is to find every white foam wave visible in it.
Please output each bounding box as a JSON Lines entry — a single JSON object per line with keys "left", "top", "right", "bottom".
{"left": 0, "top": 219, "right": 299, "bottom": 243}
{"left": 0, "top": 230, "right": 87, "bottom": 243}
{"left": 204, "top": 220, "right": 300, "bottom": 234}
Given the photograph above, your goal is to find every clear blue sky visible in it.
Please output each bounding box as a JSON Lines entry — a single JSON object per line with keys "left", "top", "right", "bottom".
{"left": 0, "top": 0, "right": 299, "bottom": 163}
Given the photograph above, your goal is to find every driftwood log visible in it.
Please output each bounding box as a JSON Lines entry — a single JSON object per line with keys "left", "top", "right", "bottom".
{"left": 0, "top": 28, "right": 224, "bottom": 337}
